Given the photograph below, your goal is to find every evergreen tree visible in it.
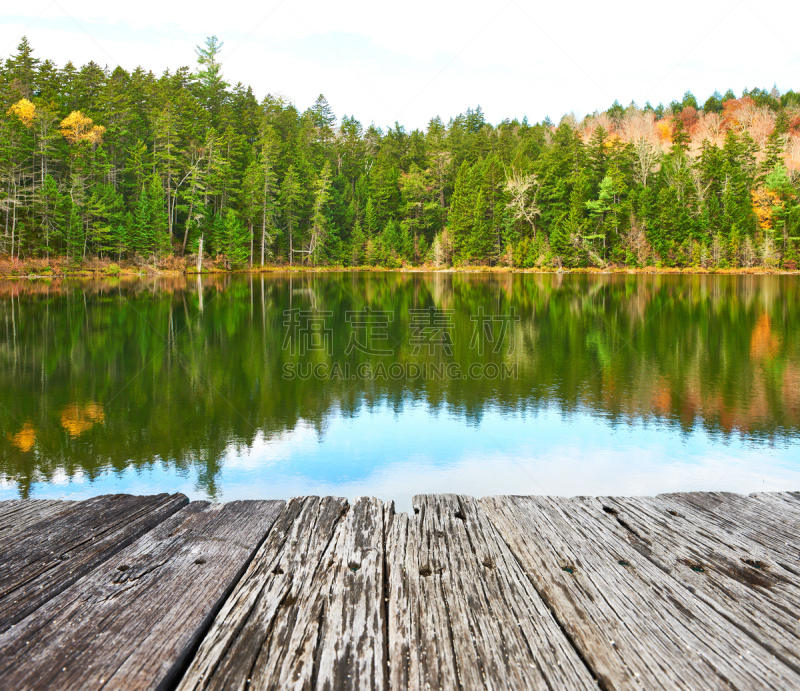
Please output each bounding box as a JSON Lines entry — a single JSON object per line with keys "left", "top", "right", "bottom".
{"left": 760, "top": 128, "right": 785, "bottom": 182}
{"left": 364, "top": 197, "right": 379, "bottom": 238}
{"left": 447, "top": 162, "right": 475, "bottom": 262}
{"left": 307, "top": 161, "right": 332, "bottom": 264}
{"left": 5, "top": 37, "right": 40, "bottom": 99}
{"left": 1, "top": 37, "right": 799, "bottom": 271}
{"left": 219, "top": 209, "right": 249, "bottom": 267}
{"left": 194, "top": 36, "right": 228, "bottom": 123}
{"left": 280, "top": 165, "right": 303, "bottom": 264}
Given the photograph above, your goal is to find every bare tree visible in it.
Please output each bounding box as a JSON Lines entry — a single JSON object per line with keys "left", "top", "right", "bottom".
{"left": 785, "top": 135, "right": 800, "bottom": 183}
{"left": 504, "top": 169, "right": 541, "bottom": 238}
{"left": 761, "top": 235, "right": 779, "bottom": 268}
{"left": 431, "top": 233, "right": 444, "bottom": 267}
{"left": 711, "top": 234, "right": 724, "bottom": 266}
{"left": 741, "top": 236, "right": 756, "bottom": 268}
{"left": 633, "top": 137, "right": 661, "bottom": 188}
{"left": 293, "top": 162, "right": 332, "bottom": 265}
{"left": 690, "top": 167, "right": 711, "bottom": 214}
{"left": 627, "top": 213, "right": 651, "bottom": 265}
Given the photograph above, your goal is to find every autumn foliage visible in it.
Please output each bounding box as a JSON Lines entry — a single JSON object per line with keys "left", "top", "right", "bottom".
{"left": 7, "top": 421, "right": 36, "bottom": 452}
{"left": 59, "top": 111, "right": 106, "bottom": 145}
{"left": 751, "top": 188, "right": 781, "bottom": 231}
{"left": 6, "top": 98, "right": 35, "bottom": 127}
{"left": 60, "top": 402, "right": 105, "bottom": 437}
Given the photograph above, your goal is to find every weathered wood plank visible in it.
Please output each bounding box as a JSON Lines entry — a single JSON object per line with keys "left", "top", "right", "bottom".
{"left": 751, "top": 490, "right": 800, "bottom": 511}
{"left": 0, "top": 499, "right": 75, "bottom": 538}
{"left": 316, "top": 496, "right": 386, "bottom": 691}
{"left": 386, "top": 494, "right": 597, "bottom": 691}
{"left": 663, "top": 491, "right": 800, "bottom": 568}
{"left": 0, "top": 492, "right": 188, "bottom": 632}
{"left": 596, "top": 494, "right": 800, "bottom": 674}
{"left": 178, "top": 495, "right": 386, "bottom": 691}
{"left": 0, "top": 499, "right": 284, "bottom": 691}
{"left": 481, "top": 495, "right": 800, "bottom": 690}
{"left": 744, "top": 492, "right": 800, "bottom": 539}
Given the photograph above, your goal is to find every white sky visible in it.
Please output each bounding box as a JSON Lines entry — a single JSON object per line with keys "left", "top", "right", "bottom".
{"left": 2, "top": 0, "right": 799, "bottom": 130}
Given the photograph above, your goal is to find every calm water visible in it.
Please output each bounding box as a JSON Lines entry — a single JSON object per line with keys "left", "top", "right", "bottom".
{"left": 2, "top": 272, "right": 799, "bottom": 512}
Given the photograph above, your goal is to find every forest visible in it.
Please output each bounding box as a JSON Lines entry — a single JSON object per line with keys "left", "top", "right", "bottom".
{"left": 2, "top": 36, "right": 800, "bottom": 271}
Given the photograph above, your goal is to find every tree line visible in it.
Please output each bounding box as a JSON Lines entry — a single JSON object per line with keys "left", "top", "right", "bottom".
{"left": 2, "top": 36, "right": 800, "bottom": 270}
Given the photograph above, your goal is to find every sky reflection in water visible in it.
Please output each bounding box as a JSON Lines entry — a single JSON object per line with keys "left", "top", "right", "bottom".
{"left": 1, "top": 272, "right": 799, "bottom": 512}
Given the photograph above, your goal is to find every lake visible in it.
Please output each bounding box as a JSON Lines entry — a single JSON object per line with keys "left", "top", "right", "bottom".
{"left": 1, "top": 272, "right": 799, "bottom": 512}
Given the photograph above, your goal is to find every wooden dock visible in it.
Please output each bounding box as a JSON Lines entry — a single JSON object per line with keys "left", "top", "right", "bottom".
{"left": 1, "top": 491, "right": 799, "bottom": 690}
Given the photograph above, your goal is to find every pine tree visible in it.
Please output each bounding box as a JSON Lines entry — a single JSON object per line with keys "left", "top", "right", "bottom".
{"left": 549, "top": 214, "right": 572, "bottom": 267}
{"left": 309, "top": 94, "right": 336, "bottom": 148}
{"left": 5, "top": 37, "right": 40, "bottom": 99}
{"left": 180, "top": 147, "right": 208, "bottom": 255}
{"left": 87, "top": 183, "right": 123, "bottom": 257}
{"left": 348, "top": 220, "right": 366, "bottom": 266}
{"left": 447, "top": 162, "right": 475, "bottom": 263}
{"left": 36, "top": 174, "right": 63, "bottom": 257}
{"left": 586, "top": 126, "right": 608, "bottom": 184}
{"left": 257, "top": 131, "right": 280, "bottom": 265}
{"left": 131, "top": 181, "right": 153, "bottom": 257}
{"left": 194, "top": 36, "right": 229, "bottom": 124}
{"left": 220, "top": 209, "right": 250, "bottom": 267}
{"left": 281, "top": 165, "right": 303, "bottom": 265}
{"left": 365, "top": 197, "right": 379, "bottom": 238}
{"left": 760, "top": 129, "right": 785, "bottom": 182}
{"left": 307, "top": 161, "right": 332, "bottom": 265}
{"left": 153, "top": 103, "right": 182, "bottom": 240}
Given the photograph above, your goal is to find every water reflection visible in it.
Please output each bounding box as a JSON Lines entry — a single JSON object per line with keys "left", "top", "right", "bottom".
{"left": 1, "top": 272, "right": 799, "bottom": 503}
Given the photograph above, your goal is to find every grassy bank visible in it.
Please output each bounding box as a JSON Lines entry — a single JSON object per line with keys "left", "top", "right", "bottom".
{"left": 1, "top": 255, "right": 798, "bottom": 279}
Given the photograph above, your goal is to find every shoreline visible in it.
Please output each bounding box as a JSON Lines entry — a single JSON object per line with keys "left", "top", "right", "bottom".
{"left": 2, "top": 263, "right": 799, "bottom": 280}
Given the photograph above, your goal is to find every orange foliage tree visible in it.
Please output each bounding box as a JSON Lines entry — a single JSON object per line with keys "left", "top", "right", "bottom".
{"left": 751, "top": 188, "right": 779, "bottom": 230}
{"left": 678, "top": 106, "right": 699, "bottom": 135}
{"left": 656, "top": 120, "right": 672, "bottom": 144}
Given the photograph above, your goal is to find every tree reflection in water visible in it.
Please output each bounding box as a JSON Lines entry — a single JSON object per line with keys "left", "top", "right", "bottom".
{"left": 1, "top": 272, "right": 798, "bottom": 498}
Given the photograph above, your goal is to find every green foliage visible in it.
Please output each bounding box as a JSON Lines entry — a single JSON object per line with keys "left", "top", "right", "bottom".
{"left": 219, "top": 210, "right": 250, "bottom": 267}
{"left": 2, "top": 37, "right": 800, "bottom": 270}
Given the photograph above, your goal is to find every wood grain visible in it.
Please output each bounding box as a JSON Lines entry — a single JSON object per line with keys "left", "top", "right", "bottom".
{"left": 481, "top": 494, "right": 800, "bottom": 690}
{"left": 0, "top": 492, "right": 188, "bottom": 632}
{"left": 664, "top": 491, "right": 800, "bottom": 568}
{"left": 386, "top": 494, "right": 598, "bottom": 691}
{"left": 0, "top": 499, "right": 284, "bottom": 691}
{"left": 1, "top": 492, "right": 799, "bottom": 690}
{"left": 0, "top": 499, "right": 75, "bottom": 539}
{"left": 178, "top": 495, "right": 387, "bottom": 691}
{"left": 596, "top": 493, "right": 800, "bottom": 674}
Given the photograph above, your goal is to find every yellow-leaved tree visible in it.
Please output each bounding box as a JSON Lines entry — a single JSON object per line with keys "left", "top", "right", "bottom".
{"left": 751, "top": 188, "right": 780, "bottom": 231}
{"left": 60, "top": 111, "right": 106, "bottom": 144}
{"left": 7, "top": 98, "right": 35, "bottom": 127}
